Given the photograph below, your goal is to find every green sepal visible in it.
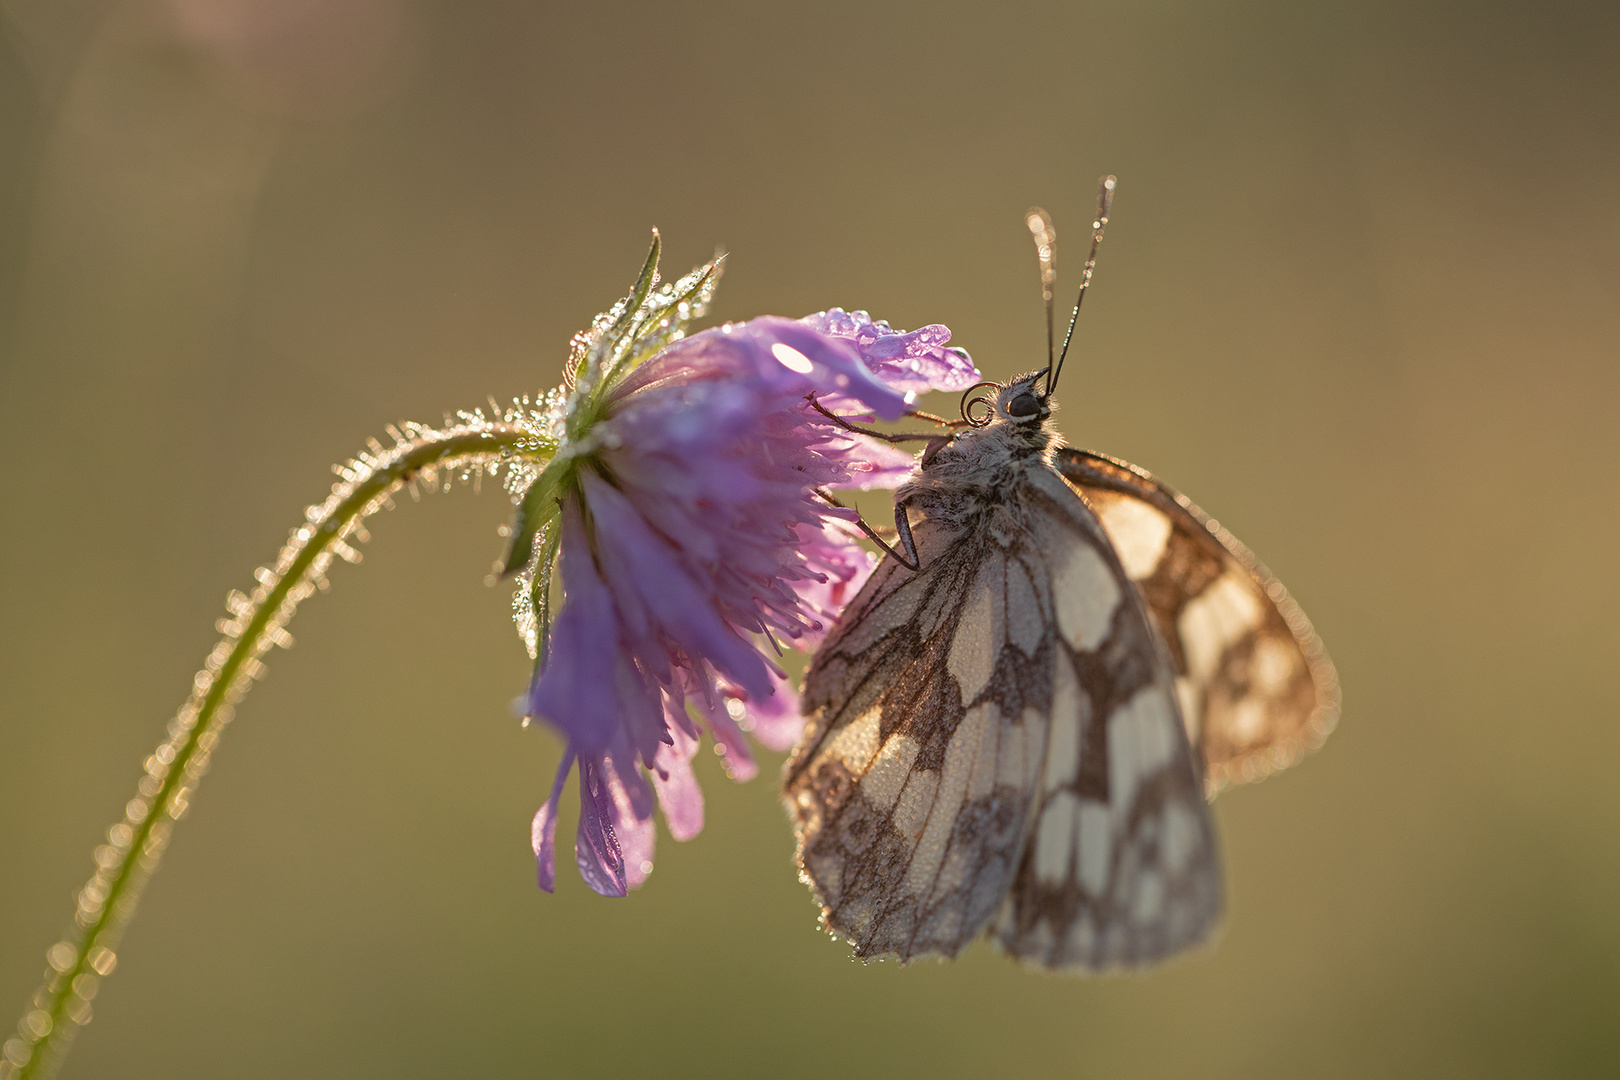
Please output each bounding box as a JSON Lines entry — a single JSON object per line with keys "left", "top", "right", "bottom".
{"left": 530, "top": 521, "right": 564, "bottom": 673}
{"left": 573, "top": 231, "right": 662, "bottom": 389}
{"left": 501, "top": 455, "right": 571, "bottom": 578}
{"left": 615, "top": 230, "right": 662, "bottom": 340}
{"left": 606, "top": 252, "right": 726, "bottom": 386}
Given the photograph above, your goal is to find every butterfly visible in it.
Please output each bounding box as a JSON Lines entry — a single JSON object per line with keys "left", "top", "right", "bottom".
{"left": 781, "top": 179, "right": 1340, "bottom": 970}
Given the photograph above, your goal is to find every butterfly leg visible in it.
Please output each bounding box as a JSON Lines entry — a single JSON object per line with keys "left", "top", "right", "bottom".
{"left": 806, "top": 394, "right": 942, "bottom": 444}
{"left": 815, "top": 489, "right": 920, "bottom": 572}
{"left": 893, "top": 500, "right": 920, "bottom": 570}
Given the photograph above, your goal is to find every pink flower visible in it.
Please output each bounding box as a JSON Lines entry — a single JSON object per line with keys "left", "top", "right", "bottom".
{"left": 517, "top": 252, "right": 976, "bottom": 895}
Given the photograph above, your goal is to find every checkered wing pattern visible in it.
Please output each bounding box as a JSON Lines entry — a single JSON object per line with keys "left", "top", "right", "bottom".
{"left": 1054, "top": 449, "right": 1340, "bottom": 794}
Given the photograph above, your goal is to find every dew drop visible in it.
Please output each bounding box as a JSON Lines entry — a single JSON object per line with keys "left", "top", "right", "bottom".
{"left": 87, "top": 947, "right": 117, "bottom": 976}
{"left": 45, "top": 943, "right": 76, "bottom": 973}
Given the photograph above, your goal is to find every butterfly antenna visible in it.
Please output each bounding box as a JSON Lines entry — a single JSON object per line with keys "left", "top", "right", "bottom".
{"left": 1049, "top": 175, "right": 1116, "bottom": 397}
{"left": 1026, "top": 208, "right": 1058, "bottom": 396}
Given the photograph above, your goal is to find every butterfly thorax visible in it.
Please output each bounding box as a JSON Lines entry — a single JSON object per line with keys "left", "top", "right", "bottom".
{"left": 897, "top": 373, "right": 1059, "bottom": 533}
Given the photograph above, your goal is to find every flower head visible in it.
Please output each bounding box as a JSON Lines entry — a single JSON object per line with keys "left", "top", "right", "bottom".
{"left": 509, "top": 236, "right": 977, "bottom": 895}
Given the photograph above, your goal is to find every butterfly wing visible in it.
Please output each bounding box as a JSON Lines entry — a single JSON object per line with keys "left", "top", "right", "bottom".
{"left": 989, "top": 469, "right": 1222, "bottom": 969}
{"left": 786, "top": 468, "right": 1223, "bottom": 970}
{"left": 786, "top": 515, "right": 1052, "bottom": 961}
{"left": 1053, "top": 448, "right": 1340, "bottom": 795}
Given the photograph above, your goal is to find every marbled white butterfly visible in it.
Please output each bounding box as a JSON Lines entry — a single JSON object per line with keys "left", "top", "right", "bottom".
{"left": 782, "top": 179, "right": 1340, "bottom": 970}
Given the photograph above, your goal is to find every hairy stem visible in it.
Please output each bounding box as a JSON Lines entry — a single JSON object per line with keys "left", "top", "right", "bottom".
{"left": 4, "top": 416, "right": 554, "bottom": 1080}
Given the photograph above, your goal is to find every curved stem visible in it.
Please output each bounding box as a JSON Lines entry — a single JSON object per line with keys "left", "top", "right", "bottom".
{"left": 4, "top": 418, "right": 554, "bottom": 1080}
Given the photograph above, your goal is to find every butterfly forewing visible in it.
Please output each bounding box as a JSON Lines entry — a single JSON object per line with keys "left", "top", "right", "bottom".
{"left": 1054, "top": 449, "right": 1340, "bottom": 794}
{"left": 788, "top": 516, "right": 1052, "bottom": 961}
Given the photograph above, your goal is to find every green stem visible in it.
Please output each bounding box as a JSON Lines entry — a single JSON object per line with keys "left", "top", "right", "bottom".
{"left": 4, "top": 418, "right": 554, "bottom": 1080}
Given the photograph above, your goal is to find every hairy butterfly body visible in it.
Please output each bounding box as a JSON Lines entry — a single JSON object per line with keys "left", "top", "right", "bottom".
{"left": 781, "top": 185, "right": 1339, "bottom": 971}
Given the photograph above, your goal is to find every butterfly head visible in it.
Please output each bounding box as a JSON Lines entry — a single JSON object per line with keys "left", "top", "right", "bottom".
{"left": 1003, "top": 371, "right": 1053, "bottom": 423}
{"left": 960, "top": 371, "right": 1053, "bottom": 428}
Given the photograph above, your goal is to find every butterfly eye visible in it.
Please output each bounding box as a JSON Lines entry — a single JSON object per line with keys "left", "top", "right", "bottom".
{"left": 1007, "top": 392, "right": 1042, "bottom": 418}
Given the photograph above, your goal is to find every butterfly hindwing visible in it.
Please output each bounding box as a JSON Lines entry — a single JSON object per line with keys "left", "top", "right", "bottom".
{"left": 1053, "top": 449, "right": 1340, "bottom": 794}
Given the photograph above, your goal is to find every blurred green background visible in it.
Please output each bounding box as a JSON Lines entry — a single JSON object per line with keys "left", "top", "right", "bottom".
{"left": 2, "top": 1, "right": 1617, "bottom": 1076}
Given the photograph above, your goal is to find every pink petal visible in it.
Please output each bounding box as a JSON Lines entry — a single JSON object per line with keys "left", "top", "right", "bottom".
{"left": 604, "top": 755, "right": 658, "bottom": 888}
{"left": 836, "top": 433, "right": 925, "bottom": 490}
{"left": 698, "top": 695, "right": 759, "bottom": 781}
{"left": 531, "top": 748, "right": 575, "bottom": 893}
{"left": 575, "top": 756, "right": 627, "bottom": 897}
{"left": 529, "top": 506, "right": 622, "bottom": 753}
{"left": 652, "top": 724, "right": 705, "bottom": 842}
{"left": 736, "top": 672, "right": 809, "bottom": 753}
